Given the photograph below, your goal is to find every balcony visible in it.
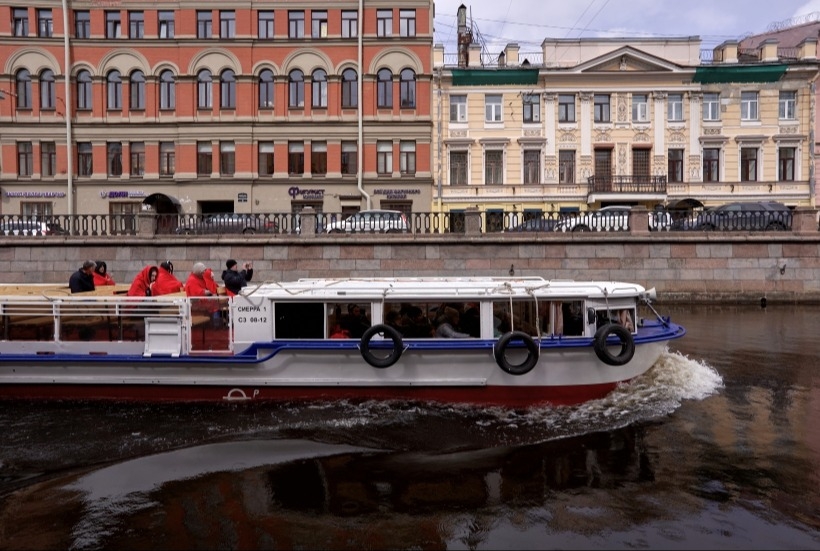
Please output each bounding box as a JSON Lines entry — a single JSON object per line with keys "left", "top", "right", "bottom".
{"left": 587, "top": 175, "right": 667, "bottom": 194}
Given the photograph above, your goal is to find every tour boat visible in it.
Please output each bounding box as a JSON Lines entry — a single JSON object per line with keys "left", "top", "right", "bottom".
{"left": 0, "top": 277, "right": 685, "bottom": 407}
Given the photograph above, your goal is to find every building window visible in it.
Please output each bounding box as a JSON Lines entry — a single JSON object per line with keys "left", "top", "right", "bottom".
{"left": 106, "top": 70, "right": 122, "bottom": 110}
{"left": 159, "top": 142, "right": 175, "bottom": 176}
{"left": 259, "top": 69, "right": 274, "bottom": 108}
{"left": 129, "top": 11, "right": 144, "bottom": 38}
{"left": 220, "top": 142, "right": 235, "bottom": 176}
{"left": 702, "top": 148, "right": 719, "bottom": 182}
{"left": 778, "top": 147, "right": 795, "bottom": 181}
{"left": 740, "top": 147, "right": 757, "bottom": 181}
{"left": 74, "top": 10, "right": 90, "bottom": 38}
{"left": 41, "top": 142, "right": 56, "bottom": 177}
{"left": 400, "top": 9, "right": 416, "bottom": 37}
{"left": 76, "top": 70, "right": 92, "bottom": 110}
{"left": 667, "top": 149, "right": 684, "bottom": 182}
{"left": 105, "top": 11, "right": 121, "bottom": 38}
{"left": 377, "top": 69, "right": 393, "bottom": 108}
{"left": 377, "top": 141, "right": 393, "bottom": 175}
{"left": 107, "top": 142, "right": 123, "bottom": 176}
{"left": 485, "top": 94, "right": 502, "bottom": 122}
{"left": 197, "top": 142, "right": 212, "bottom": 175}
{"left": 740, "top": 91, "right": 758, "bottom": 121}
{"left": 289, "top": 70, "right": 304, "bottom": 108}
{"left": 668, "top": 93, "right": 683, "bottom": 121}
{"left": 13, "top": 7, "right": 28, "bottom": 36}
{"left": 450, "top": 95, "right": 467, "bottom": 122}
{"left": 289, "top": 11, "right": 304, "bottom": 38}
{"left": 311, "top": 10, "right": 327, "bottom": 38}
{"left": 220, "top": 11, "right": 235, "bottom": 38}
{"left": 779, "top": 91, "right": 796, "bottom": 120}
{"left": 341, "top": 69, "right": 357, "bottom": 108}
{"left": 558, "top": 94, "right": 575, "bottom": 123}
{"left": 258, "top": 11, "right": 274, "bottom": 39}
{"left": 288, "top": 142, "right": 304, "bottom": 174}
{"left": 341, "top": 141, "right": 357, "bottom": 175}
{"left": 40, "top": 70, "right": 55, "bottom": 109}
{"left": 197, "top": 11, "right": 212, "bottom": 38}
{"left": 129, "top": 71, "right": 145, "bottom": 110}
{"left": 400, "top": 69, "right": 416, "bottom": 108}
{"left": 377, "top": 9, "right": 392, "bottom": 37}
{"left": 485, "top": 150, "right": 503, "bottom": 184}
{"left": 197, "top": 70, "right": 212, "bottom": 109}
{"left": 523, "top": 93, "right": 540, "bottom": 123}
{"left": 400, "top": 141, "right": 416, "bottom": 175}
{"left": 312, "top": 69, "right": 327, "bottom": 108}
{"left": 158, "top": 11, "right": 174, "bottom": 39}
{"left": 22, "top": 202, "right": 53, "bottom": 217}
{"left": 450, "top": 151, "right": 468, "bottom": 185}
{"left": 130, "top": 142, "right": 145, "bottom": 177}
{"left": 78, "top": 143, "right": 93, "bottom": 176}
{"left": 703, "top": 92, "right": 720, "bottom": 121}
{"left": 17, "top": 142, "right": 33, "bottom": 177}
{"left": 342, "top": 11, "right": 358, "bottom": 38}
{"left": 632, "top": 94, "right": 648, "bottom": 122}
{"left": 311, "top": 142, "right": 327, "bottom": 176}
{"left": 559, "top": 150, "right": 575, "bottom": 183}
{"left": 523, "top": 150, "right": 540, "bottom": 183}
{"left": 160, "top": 70, "right": 175, "bottom": 110}
{"left": 259, "top": 142, "right": 274, "bottom": 176}
{"left": 594, "top": 94, "right": 610, "bottom": 123}
{"left": 37, "top": 9, "right": 53, "bottom": 37}
{"left": 594, "top": 149, "right": 612, "bottom": 183}
{"left": 220, "top": 70, "right": 236, "bottom": 109}
{"left": 633, "top": 148, "right": 650, "bottom": 182}
{"left": 16, "top": 69, "right": 31, "bottom": 110}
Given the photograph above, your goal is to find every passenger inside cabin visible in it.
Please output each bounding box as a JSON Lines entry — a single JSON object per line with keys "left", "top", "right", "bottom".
{"left": 400, "top": 306, "right": 434, "bottom": 338}
{"left": 68, "top": 260, "right": 96, "bottom": 294}
{"left": 461, "top": 302, "right": 481, "bottom": 337}
{"left": 562, "top": 301, "right": 585, "bottom": 336}
{"left": 92, "top": 261, "right": 115, "bottom": 287}
{"left": 342, "top": 303, "right": 370, "bottom": 338}
{"left": 617, "top": 309, "right": 635, "bottom": 331}
{"left": 434, "top": 307, "right": 471, "bottom": 338}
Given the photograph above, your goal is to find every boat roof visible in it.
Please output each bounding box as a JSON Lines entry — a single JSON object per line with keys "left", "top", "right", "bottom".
{"left": 245, "top": 277, "right": 648, "bottom": 301}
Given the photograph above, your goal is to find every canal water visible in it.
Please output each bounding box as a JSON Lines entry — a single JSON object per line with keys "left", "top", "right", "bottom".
{"left": 0, "top": 304, "right": 818, "bottom": 550}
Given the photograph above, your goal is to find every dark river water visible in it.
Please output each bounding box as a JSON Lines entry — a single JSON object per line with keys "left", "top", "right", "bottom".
{"left": 1, "top": 304, "right": 819, "bottom": 550}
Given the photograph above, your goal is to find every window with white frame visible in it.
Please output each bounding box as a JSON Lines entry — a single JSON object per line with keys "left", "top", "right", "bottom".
{"left": 485, "top": 149, "right": 503, "bottom": 184}
{"left": 450, "top": 151, "right": 468, "bottom": 185}
{"left": 558, "top": 94, "right": 575, "bottom": 123}
{"left": 741, "top": 91, "right": 758, "bottom": 121}
{"left": 485, "top": 94, "right": 502, "bottom": 122}
{"left": 779, "top": 91, "right": 796, "bottom": 120}
{"left": 702, "top": 92, "right": 720, "bottom": 121}
{"left": 594, "top": 94, "right": 610, "bottom": 123}
{"left": 667, "top": 149, "right": 684, "bottom": 182}
{"left": 400, "top": 141, "right": 416, "bottom": 175}
{"left": 668, "top": 93, "right": 683, "bottom": 121}
{"left": 377, "top": 141, "right": 393, "bottom": 175}
{"left": 523, "top": 150, "right": 540, "bottom": 183}
{"left": 450, "top": 95, "right": 467, "bottom": 122}
{"left": 632, "top": 94, "right": 648, "bottom": 122}
{"left": 778, "top": 147, "right": 795, "bottom": 181}
{"left": 559, "top": 150, "right": 575, "bottom": 183}
{"left": 740, "top": 147, "right": 757, "bottom": 181}
{"left": 523, "top": 93, "right": 540, "bottom": 123}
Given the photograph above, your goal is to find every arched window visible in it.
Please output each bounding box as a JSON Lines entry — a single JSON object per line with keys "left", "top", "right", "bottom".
{"left": 129, "top": 70, "right": 145, "bottom": 110}
{"left": 159, "top": 70, "right": 175, "bottom": 110}
{"left": 15, "top": 69, "right": 32, "bottom": 109}
{"left": 197, "top": 69, "right": 212, "bottom": 109}
{"left": 341, "top": 68, "right": 357, "bottom": 109}
{"left": 377, "top": 68, "right": 392, "bottom": 109}
{"left": 289, "top": 69, "right": 304, "bottom": 108}
{"left": 311, "top": 69, "right": 327, "bottom": 108}
{"left": 220, "top": 69, "right": 236, "bottom": 109}
{"left": 258, "top": 69, "right": 274, "bottom": 108}
{"left": 76, "top": 70, "right": 92, "bottom": 110}
{"left": 400, "top": 68, "right": 416, "bottom": 109}
{"left": 40, "top": 69, "right": 55, "bottom": 110}
{"left": 106, "top": 70, "right": 122, "bottom": 110}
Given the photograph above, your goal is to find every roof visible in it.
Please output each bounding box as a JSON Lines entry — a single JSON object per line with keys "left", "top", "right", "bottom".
{"left": 739, "top": 21, "right": 820, "bottom": 49}
{"left": 451, "top": 69, "right": 539, "bottom": 86}
{"left": 693, "top": 64, "right": 788, "bottom": 83}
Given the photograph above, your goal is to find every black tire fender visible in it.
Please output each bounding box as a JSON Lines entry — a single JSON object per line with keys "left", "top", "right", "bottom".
{"left": 493, "top": 331, "right": 540, "bottom": 376}
{"left": 360, "top": 324, "right": 404, "bottom": 368}
{"left": 593, "top": 324, "right": 635, "bottom": 366}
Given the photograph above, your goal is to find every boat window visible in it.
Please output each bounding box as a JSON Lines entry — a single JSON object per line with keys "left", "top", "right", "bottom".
{"left": 595, "top": 306, "right": 636, "bottom": 332}
{"left": 382, "top": 302, "right": 452, "bottom": 339}
{"left": 327, "top": 302, "right": 371, "bottom": 339}
{"left": 561, "top": 301, "right": 585, "bottom": 336}
{"left": 490, "top": 299, "right": 584, "bottom": 337}
{"left": 274, "top": 302, "right": 325, "bottom": 339}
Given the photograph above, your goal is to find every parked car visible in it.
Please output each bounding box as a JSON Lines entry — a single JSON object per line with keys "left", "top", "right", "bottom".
{"left": 671, "top": 201, "right": 792, "bottom": 231}
{"left": 507, "top": 218, "right": 560, "bottom": 232}
{"left": 554, "top": 206, "right": 672, "bottom": 232}
{"left": 0, "top": 220, "right": 68, "bottom": 236}
{"left": 174, "top": 213, "right": 277, "bottom": 235}
{"left": 324, "top": 209, "right": 410, "bottom": 234}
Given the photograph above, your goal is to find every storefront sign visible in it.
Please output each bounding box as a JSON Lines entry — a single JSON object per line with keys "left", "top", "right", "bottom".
{"left": 99, "top": 190, "right": 146, "bottom": 199}
{"left": 238, "top": 192, "right": 248, "bottom": 203}
{"left": 288, "top": 186, "right": 325, "bottom": 200}
{"left": 5, "top": 191, "right": 66, "bottom": 198}
{"left": 373, "top": 188, "right": 421, "bottom": 199}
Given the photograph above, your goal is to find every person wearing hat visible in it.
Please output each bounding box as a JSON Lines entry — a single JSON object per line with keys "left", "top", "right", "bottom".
{"left": 69, "top": 260, "right": 96, "bottom": 293}
{"left": 222, "top": 259, "right": 253, "bottom": 296}
{"left": 92, "top": 260, "right": 116, "bottom": 287}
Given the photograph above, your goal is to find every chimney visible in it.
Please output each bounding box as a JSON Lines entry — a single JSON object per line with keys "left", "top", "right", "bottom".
{"left": 457, "top": 4, "right": 472, "bottom": 68}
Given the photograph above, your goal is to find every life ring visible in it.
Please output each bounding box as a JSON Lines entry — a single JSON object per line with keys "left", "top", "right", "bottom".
{"left": 493, "top": 331, "right": 540, "bottom": 376}
{"left": 593, "top": 324, "right": 635, "bottom": 366}
{"left": 360, "top": 324, "right": 404, "bottom": 368}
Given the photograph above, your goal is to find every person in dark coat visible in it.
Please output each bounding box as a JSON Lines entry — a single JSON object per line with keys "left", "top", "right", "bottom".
{"left": 69, "top": 260, "right": 96, "bottom": 293}
{"left": 221, "top": 259, "right": 253, "bottom": 296}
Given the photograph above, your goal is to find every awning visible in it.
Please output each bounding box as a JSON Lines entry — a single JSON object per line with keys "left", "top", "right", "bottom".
{"left": 451, "top": 69, "right": 539, "bottom": 86}
{"left": 142, "top": 193, "right": 181, "bottom": 214}
{"left": 693, "top": 64, "right": 788, "bottom": 84}
{"left": 669, "top": 198, "right": 704, "bottom": 210}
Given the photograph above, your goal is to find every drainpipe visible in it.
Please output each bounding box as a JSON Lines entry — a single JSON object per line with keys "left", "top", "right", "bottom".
{"left": 435, "top": 67, "right": 442, "bottom": 215}
{"left": 61, "top": 0, "right": 74, "bottom": 223}
{"left": 357, "top": 0, "right": 371, "bottom": 209}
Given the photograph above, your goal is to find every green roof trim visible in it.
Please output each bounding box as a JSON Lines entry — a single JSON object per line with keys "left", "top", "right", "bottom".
{"left": 693, "top": 64, "right": 788, "bottom": 84}
{"left": 451, "top": 69, "right": 539, "bottom": 86}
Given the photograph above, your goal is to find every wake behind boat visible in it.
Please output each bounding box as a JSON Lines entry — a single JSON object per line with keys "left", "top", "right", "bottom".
{"left": 0, "top": 277, "right": 685, "bottom": 407}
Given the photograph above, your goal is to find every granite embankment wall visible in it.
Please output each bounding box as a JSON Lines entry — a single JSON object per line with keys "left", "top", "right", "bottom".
{"left": 2, "top": 230, "right": 819, "bottom": 304}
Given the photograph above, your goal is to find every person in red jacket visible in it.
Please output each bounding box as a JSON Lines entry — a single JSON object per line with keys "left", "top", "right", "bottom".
{"left": 186, "top": 262, "right": 221, "bottom": 323}
{"left": 152, "top": 261, "right": 184, "bottom": 296}
{"left": 92, "top": 260, "right": 116, "bottom": 287}
{"left": 127, "top": 265, "right": 158, "bottom": 297}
